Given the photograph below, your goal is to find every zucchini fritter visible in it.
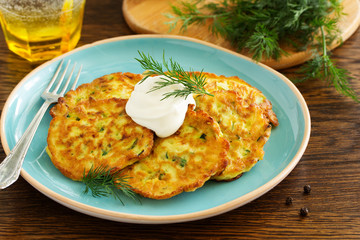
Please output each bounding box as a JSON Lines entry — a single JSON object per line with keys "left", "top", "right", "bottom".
{"left": 195, "top": 90, "right": 272, "bottom": 181}
{"left": 47, "top": 98, "right": 154, "bottom": 181}
{"left": 121, "top": 106, "right": 230, "bottom": 199}
{"left": 201, "top": 72, "right": 278, "bottom": 127}
{"left": 50, "top": 72, "right": 142, "bottom": 118}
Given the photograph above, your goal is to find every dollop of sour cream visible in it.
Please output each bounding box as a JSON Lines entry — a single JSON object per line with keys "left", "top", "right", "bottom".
{"left": 125, "top": 75, "right": 195, "bottom": 138}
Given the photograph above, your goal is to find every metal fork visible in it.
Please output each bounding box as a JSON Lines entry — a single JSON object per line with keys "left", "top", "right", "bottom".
{"left": 0, "top": 59, "right": 82, "bottom": 189}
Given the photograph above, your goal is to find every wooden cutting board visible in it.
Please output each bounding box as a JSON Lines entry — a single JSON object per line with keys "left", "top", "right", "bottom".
{"left": 123, "top": 0, "right": 360, "bottom": 70}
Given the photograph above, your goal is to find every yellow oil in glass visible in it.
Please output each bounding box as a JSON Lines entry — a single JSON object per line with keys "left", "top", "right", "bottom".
{"left": 0, "top": 1, "right": 85, "bottom": 62}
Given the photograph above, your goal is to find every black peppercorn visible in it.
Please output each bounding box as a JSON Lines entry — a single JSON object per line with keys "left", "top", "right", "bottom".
{"left": 285, "top": 196, "right": 293, "bottom": 205}
{"left": 303, "top": 185, "right": 311, "bottom": 194}
{"left": 300, "top": 207, "right": 309, "bottom": 216}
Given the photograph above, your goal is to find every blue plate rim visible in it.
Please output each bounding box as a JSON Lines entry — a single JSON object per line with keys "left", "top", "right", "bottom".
{"left": 0, "top": 34, "right": 311, "bottom": 224}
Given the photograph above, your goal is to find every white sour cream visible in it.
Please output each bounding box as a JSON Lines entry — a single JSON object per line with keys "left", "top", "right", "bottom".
{"left": 125, "top": 75, "right": 195, "bottom": 138}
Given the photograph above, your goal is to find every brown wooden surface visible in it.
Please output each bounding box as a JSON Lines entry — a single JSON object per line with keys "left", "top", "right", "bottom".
{"left": 0, "top": 0, "right": 359, "bottom": 239}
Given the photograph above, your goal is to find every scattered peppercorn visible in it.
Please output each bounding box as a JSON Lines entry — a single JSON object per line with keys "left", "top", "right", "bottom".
{"left": 285, "top": 196, "right": 293, "bottom": 205}
{"left": 303, "top": 185, "right": 311, "bottom": 194}
{"left": 300, "top": 207, "right": 309, "bottom": 217}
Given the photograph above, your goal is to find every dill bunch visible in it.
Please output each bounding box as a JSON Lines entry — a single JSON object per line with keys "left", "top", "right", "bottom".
{"left": 166, "top": 0, "right": 359, "bottom": 102}
{"left": 166, "top": 0, "right": 341, "bottom": 60}
{"left": 82, "top": 165, "right": 140, "bottom": 205}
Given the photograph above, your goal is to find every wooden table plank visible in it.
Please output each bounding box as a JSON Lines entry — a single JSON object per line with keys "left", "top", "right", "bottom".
{"left": 0, "top": 0, "right": 359, "bottom": 239}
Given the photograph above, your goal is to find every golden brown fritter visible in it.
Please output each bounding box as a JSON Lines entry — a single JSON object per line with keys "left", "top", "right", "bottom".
{"left": 121, "top": 106, "right": 230, "bottom": 199}
{"left": 195, "top": 90, "right": 272, "bottom": 181}
{"left": 200, "top": 72, "right": 278, "bottom": 127}
{"left": 50, "top": 72, "right": 143, "bottom": 118}
{"left": 47, "top": 98, "right": 154, "bottom": 181}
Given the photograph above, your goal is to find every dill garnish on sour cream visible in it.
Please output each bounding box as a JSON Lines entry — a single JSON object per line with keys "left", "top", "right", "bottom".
{"left": 125, "top": 75, "right": 196, "bottom": 138}
{"left": 125, "top": 51, "right": 212, "bottom": 138}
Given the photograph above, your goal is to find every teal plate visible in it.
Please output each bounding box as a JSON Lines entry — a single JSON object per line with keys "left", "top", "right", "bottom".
{"left": 0, "top": 35, "right": 310, "bottom": 224}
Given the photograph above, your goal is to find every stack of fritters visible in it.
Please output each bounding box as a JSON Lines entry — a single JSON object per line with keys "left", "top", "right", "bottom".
{"left": 47, "top": 71, "right": 278, "bottom": 199}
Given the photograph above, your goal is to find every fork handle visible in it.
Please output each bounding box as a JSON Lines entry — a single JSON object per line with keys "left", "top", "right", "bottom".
{"left": 0, "top": 100, "right": 52, "bottom": 189}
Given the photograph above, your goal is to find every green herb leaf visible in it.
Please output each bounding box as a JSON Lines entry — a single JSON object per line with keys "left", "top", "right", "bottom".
{"left": 82, "top": 165, "right": 141, "bottom": 205}
{"left": 296, "top": 26, "right": 359, "bottom": 102}
{"left": 135, "top": 51, "right": 213, "bottom": 100}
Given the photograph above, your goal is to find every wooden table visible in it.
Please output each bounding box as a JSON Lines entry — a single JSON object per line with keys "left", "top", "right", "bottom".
{"left": 0, "top": 0, "right": 359, "bottom": 239}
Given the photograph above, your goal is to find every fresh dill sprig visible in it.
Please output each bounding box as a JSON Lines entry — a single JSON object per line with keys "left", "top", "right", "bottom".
{"left": 135, "top": 51, "right": 213, "bottom": 100}
{"left": 297, "top": 26, "right": 359, "bottom": 102}
{"left": 82, "top": 165, "right": 141, "bottom": 205}
{"left": 166, "top": 0, "right": 359, "bottom": 102}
